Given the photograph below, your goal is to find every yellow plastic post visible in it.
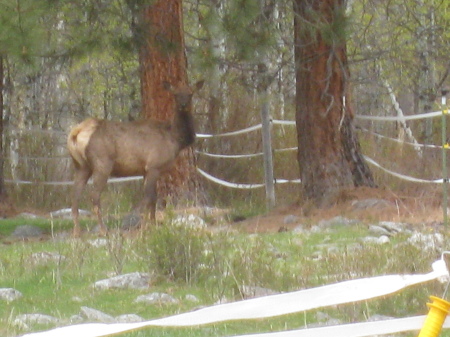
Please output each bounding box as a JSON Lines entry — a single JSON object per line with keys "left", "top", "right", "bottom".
{"left": 417, "top": 296, "right": 450, "bottom": 337}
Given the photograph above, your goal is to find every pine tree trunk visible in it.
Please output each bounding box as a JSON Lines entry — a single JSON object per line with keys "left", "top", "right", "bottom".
{"left": 0, "top": 56, "right": 7, "bottom": 203}
{"left": 293, "top": 0, "right": 375, "bottom": 206}
{"left": 137, "top": 0, "right": 198, "bottom": 205}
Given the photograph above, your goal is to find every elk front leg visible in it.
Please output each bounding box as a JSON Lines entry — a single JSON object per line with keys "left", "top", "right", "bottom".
{"left": 71, "top": 167, "right": 92, "bottom": 237}
{"left": 142, "top": 170, "right": 159, "bottom": 229}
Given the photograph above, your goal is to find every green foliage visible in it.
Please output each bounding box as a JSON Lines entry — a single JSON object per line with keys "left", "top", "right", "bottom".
{"left": 0, "top": 0, "right": 50, "bottom": 62}
{"left": 143, "top": 221, "right": 208, "bottom": 284}
{"left": 222, "top": 0, "right": 272, "bottom": 61}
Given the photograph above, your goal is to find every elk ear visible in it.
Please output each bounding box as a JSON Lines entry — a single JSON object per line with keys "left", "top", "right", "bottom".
{"left": 194, "top": 80, "right": 205, "bottom": 92}
{"left": 163, "top": 81, "right": 173, "bottom": 91}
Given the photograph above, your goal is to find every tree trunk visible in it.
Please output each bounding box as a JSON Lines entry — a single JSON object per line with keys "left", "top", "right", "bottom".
{"left": 0, "top": 56, "right": 7, "bottom": 203}
{"left": 137, "top": 0, "right": 198, "bottom": 205}
{"left": 293, "top": 0, "right": 375, "bottom": 206}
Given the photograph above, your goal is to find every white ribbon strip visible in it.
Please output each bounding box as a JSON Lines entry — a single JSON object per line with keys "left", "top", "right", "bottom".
{"left": 196, "top": 150, "right": 264, "bottom": 159}
{"left": 196, "top": 168, "right": 300, "bottom": 188}
{"left": 235, "top": 315, "right": 435, "bottom": 337}
{"left": 21, "top": 260, "right": 449, "bottom": 337}
{"left": 196, "top": 167, "right": 265, "bottom": 189}
{"left": 356, "top": 110, "right": 442, "bottom": 121}
{"left": 5, "top": 176, "right": 143, "bottom": 186}
{"left": 272, "top": 119, "right": 295, "bottom": 126}
{"left": 363, "top": 156, "right": 443, "bottom": 184}
{"left": 358, "top": 127, "right": 442, "bottom": 149}
{"left": 196, "top": 124, "right": 262, "bottom": 138}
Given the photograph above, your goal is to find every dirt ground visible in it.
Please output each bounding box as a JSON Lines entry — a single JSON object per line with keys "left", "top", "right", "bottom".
{"left": 2, "top": 186, "right": 447, "bottom": 234}
{"left": 235, "top": 186, "right": 446, "bottom": 233}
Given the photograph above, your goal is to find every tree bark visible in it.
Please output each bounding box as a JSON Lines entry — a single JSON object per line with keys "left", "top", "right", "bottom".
{"left": 0, "top": 56, "right": 7, "bottom": 202}
{"left": 136, "top": 0, "right": 198, "bottom": 204}
{"left": 293, "top": 0, "right": 375, "bottom": 206}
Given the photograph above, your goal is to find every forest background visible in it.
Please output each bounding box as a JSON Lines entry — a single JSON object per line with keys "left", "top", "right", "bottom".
{"left": 1, "top": 0, "right": 450, "bottom": 216}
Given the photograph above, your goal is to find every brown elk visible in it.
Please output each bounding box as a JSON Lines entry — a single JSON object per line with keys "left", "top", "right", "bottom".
{"left": 67, "top": 80, "right": 204, "bottom": 236}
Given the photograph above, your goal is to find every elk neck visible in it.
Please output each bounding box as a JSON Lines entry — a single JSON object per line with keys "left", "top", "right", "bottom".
{"left": 172, "top": 103, "right": 196, "bottom": 149}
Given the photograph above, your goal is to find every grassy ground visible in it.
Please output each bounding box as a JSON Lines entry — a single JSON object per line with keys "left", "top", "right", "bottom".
{"left": 0, "top": 215, "right": 449, "bottom": 337}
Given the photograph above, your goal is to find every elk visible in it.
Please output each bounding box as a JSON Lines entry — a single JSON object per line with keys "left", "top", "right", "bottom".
{"left": 67, "top": 80, "right": 204, "bottom": 236}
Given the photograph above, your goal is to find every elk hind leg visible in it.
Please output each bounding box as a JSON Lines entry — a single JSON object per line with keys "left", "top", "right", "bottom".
{"left": 72, "top": 166, "right": 92, "bottom": 237}
{"left": 91, "top": 171, "right": 110, "bottom": 235}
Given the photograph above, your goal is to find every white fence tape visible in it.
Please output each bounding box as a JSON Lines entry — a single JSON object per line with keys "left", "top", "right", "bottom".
{"left": 234, "top": 315, "right": 441, "bottom": 337}
{"left": 358, "top": 127, "right": 442, "bottom": 149}
{"left": 272, "top": 119, "right": 295, "bottom": 126}
{"left": 356, "top": 110, "right": 443, "bottom": 121}
{"left": 196, "top": 150, "right": 264, "bottom": 159}
{"left": 196, "top": 124, "right": 262, "bottom": 138}
{"left": 363, "top": 156, "right": 444, "bottom": 184}
{"left": 6, "top": 168, "right": 300, "bottom": 189}
{"left": 197, "top": 168, "right": 265, "bottom": 189}
{"left": 5, "top": 176, "right": 144, "bottom": 186}
{"left": 196, "top": 146, "right": 299, "bottom": 159}
{"left": 22, "top": 316, "right": 437, "bottom": 337}
{"left": 196, "top": 168, "right": 300, "bottom": 189}
{"left": 196, "top": 119, "right": 295, "bottom": 139}
{"left": 21, "top": 259, "right": 449, "bottom": 337}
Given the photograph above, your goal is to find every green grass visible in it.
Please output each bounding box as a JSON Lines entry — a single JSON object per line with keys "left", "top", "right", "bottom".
{"left": 0, "top": 217, "right": 448, "bottom": 337}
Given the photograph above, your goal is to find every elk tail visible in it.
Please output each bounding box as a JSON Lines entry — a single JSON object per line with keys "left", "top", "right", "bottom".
{"left": 67, "top": 118, "right": 99, "bottom": 167}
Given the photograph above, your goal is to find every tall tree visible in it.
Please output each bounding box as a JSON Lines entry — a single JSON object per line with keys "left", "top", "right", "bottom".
{"left": 129, "top": 0, "right": 198, "bottom": 204}
{"left": 293, "top": 0, "right": 375, "bottom": 206}
{"left": 0, "top": 56, "right": 6, "bottom": 203}
{"left": 0, "top": 0, "right": 49, "bottom": 210}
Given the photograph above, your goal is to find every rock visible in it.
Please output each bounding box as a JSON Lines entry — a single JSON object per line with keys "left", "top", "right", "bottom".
{"left": 408, "top": 232, "right": 443, "bottom": 250}
{"left": 18, "top": 212, "right": 41, "bottom": 219}
{"left": 69, "top": 315, "right": 84, "bottom": 324}
{"left": 351, "top": 198, "right": 392, "bottom": 210}
{"left": 80, "top": 306, "right": 115, "bottom": 323}
{"left": 13, "top": 314, "right": 58, "bottom": 328}
{"left": 378, "top": 235, "right": 391, "bottom": 244}
{"left": 172, "top": 214, "right": 207, "bottom": 229}
{"left": 378, "top": 221, "right": 408, "bottom": 234}
{"left": 88, "top": 238, "right": 108, "bottom": 248}
{"left": 185, "top": 294, "right": 200, "bottom": 302}
{"left": 134, "top": 292, "right": 179, "bottom": 305}
{"left": 122, "top": 212, "right": 142, "bottom": 230}
{"left": 293, "top": 225, "right": 306, "bottom": 234}
{"left": 362, "top": 236, "right": 390, "bottom": 245}
{"left": 239, "top": 285, "right": 280, "bottom": 299}
{"left": 115, "top": 314, "right": 145, "bottom": 323}
{"left": 283, "top": 215, "right": 299, "bottom": 225}
{"left": 369, "top": 222, "right": 409, "bottom": 237}
{"left": 31, "top": 252, "right": 66, "bottom": 265}
{"left": 12, "top": 225, "right": 44, "bottom": 239}
{"left": 94, "top": 272, "right": 151, "bottom": 290}
{"left": 50, "top": 208, "right": 91, "bottom": 219}
{"left": 318, "top": 216, "right": 358, "bottom": 229}
{"left": 0, "top": 288, "right": 23, "bottom": 302}
{"left": 369, "top": 225, "right": 391, "bottom": 236}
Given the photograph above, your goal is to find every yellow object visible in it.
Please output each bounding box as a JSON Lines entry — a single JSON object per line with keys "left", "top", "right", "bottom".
{"left": 417, "top": 296, "right": 450, "bottom": 337}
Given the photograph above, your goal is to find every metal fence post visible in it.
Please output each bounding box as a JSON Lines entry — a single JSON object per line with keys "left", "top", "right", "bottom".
{"left": 260, "top": 99, "right": 275, "bottom": 210}
{"left": 442, "top": 88, "right": 449, "bottom": 226}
